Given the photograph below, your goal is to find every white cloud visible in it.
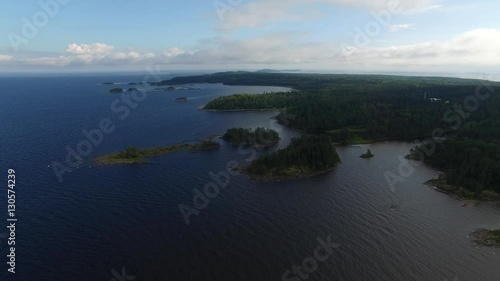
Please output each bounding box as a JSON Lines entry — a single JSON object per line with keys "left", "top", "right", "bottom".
{"left": 157, "top": 28, "right": 500, "bottom": 70}
{"left": 2, "top": 28, "right": 500, "bottom": 72}
{"left": 388, "top": 23, "right": 416, "bottom": 32}
{"left": 4, "top": 43, "right": 158, "bottom": 66}
{"left": 66, "top": 43, "right": 114, "bottom": 55}
{"left": 164, "top": 47, "right": 190, "bottom": 58}
{"left": 404, "top": 4, "right": 442, "bottom": 14}
{"left": 341, "top": 28, "right": 500, "bottom": 67}
{"left": 163, "top": 33, "right": 334, "bottom": 65}
{"left": 0, "top": 55, "right": 13, "bottom": 62}
{"left": 216, "top": 0, "right": 438, "bottom": 30}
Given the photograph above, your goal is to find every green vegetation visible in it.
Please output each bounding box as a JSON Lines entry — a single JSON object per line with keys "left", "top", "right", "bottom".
{"left": 222, "top": 127, "right": 280, "bottom": 146}
{"left": 95, "top": 141, "right": 219, "bottom": 165}
{"left": 245, "top": 135, "right": 340, "bottom": 181}
{"left": 204, "top": 93, "right": 292, "bottom": 111}
{"left": 119, "top": 147, "right": 140, "bottom": 159}
{"left": 492, "top": 230, "right": 500, "bottom": 244}
{"left": 419, "top": 139, "right": 500, "bottom": 199}
{"left": 188, "top": 140, "right": 220, "bottom": 151}
{"left": 472, "top": 229, "right": 500, "bottom": 247}
{"left": 151, "top": 71, "right": 487, "bottom": 90}
{"left": 175, "top": 97, "right": 189, "bottom": 102}
{"left": 167, "top": 71, "right": 499, "bottom": 197}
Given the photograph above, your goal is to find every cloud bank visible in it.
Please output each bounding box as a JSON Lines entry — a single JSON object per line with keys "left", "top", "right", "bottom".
{"left": 1, "top": 28, "right": 499, "bottom": 72}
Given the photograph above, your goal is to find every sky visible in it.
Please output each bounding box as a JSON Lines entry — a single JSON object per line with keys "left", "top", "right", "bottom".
{"left": 1, "top": 0, "right": 500, "bottom": 74}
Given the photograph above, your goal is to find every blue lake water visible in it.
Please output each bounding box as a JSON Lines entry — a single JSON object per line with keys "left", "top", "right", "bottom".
{"left": 0, "top": 73, "right": 499, "bottom": 281}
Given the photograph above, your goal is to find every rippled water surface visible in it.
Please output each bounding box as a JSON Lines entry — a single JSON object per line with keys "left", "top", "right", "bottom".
{"left": 0, "top": 74, "right": 499, "bottom": 281}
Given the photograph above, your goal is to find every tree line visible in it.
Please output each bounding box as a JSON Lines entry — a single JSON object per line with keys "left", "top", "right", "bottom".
{"left": 198, "top": 72, "right": 500, "bottom": 195}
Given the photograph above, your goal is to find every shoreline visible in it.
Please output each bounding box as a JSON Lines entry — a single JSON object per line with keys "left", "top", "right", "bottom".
{"left": 201, "top": 103, "right": 500, "bottom": 204}
{"left": 471, "top": 229, "right": 500, "bottom": 247}
{"left": 236, "top": 166, "right": 338, "bottom": 183}
{"left": 199, "top": 106, "right": 280, "bottom": 112}
{"left": 203, "top": 106, "right": 439, "bottom": 145}
{"left": 95, "top": 141, "right": 220, "bottom": 165}
{"left": 224, "top": 139, "right": 280, "bottom": 148}
{"left": 424, "top": 178, "right": 500, "bottom": 204}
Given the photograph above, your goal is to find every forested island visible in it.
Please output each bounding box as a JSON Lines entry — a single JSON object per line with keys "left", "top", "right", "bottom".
{"left": 157, "top": 71, "right": 500, "bottom": 199}
{"left": 95, "top": 140, "right": 220, "bottom": 165}
{"left": 243, "top": 135, "right": 341, "bottom": 181}
{"left": 472, "top": 229, "right": 500, "bottom": 247}
{"left": 222, "top": 127, "right": 280, "bottom": 147}
{"left": 109, "top": 88, "right": 124, "bottom": 93}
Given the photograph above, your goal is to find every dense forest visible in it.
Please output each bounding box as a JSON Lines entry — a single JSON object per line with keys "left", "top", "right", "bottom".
{"left": 246, "top": 135, "right": 341, "bottom": 181}
{"left": 152, "top": 71, "right": 487, "bottom": 91}
{"left": 205, "top": 84, "right": 500, "bottom": 140}
{"left": 164, "top": 72, "right": 500, "bottom": 197}
{"left": 415, "top": 139, "right": 500, "bottom": 198}
{"left": 222, "top": 127, "right": 280, "bottom": 146}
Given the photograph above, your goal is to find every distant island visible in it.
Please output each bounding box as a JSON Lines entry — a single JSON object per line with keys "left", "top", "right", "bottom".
{"left": 243, "top": 135, "right": 340, "bottom": 181}
{"left": 175, "top": 97, "right": 189, "bottom": 102}
{"left": 109, "top": 88, "right": 124, "bottom": 93}
{"left": 472, "top": 229, "right": 500, "bottom": 247}
{"left": 102, "top": 82, "right": 143, "bottom": 85}
{"left": 360, "top": 149, "right": 374, "bottom": 159}
{"left": 95, "top": 140, "right": 220, "bottom": 165}
{"left": 222, "top": 127, "right": 280, "bottom": 147}
{"left": 109, "top": 87, "right": 140, "bottom": 93}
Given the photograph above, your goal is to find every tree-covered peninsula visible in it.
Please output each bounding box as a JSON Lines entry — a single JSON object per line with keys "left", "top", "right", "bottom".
{"left": 222, "top": 127, "right": 280, "bottom": 147}
{"left": 164, "top": 71, "right": 500, "bottom": 198}
{"left": 413, "top": 139, "right": 500, "bottom": 200}
{"left": 245, "top": 135, "right": 341, "bottom": 181}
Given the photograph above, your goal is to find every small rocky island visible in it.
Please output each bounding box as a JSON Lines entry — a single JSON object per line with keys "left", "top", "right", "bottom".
{"left": 95, "top": 140, "right": 220, "bottom": 165}
{"left": 472, "top": 229, "right": 500, "bottom": 247}
{"left": 175, "top": 97, "right": 189, "bottom": 102}
{"left": 222, "top": 127, "right": 280, "bottom": 147}
{"left": 244, "top": 135, "right": 341, "bottom": 181}
{"left": 109, "top": 87, "right": 140, "bottom": 93}
{"left": 109, "top": 88, "right": 124, "bottom": 93}
{"left": 360, "top": 149, "right": 374, "bottom": 158}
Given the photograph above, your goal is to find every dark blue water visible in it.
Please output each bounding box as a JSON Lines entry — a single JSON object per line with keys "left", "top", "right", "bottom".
{"left": 1, "top": 74, "right": 499, "bottom": 281}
